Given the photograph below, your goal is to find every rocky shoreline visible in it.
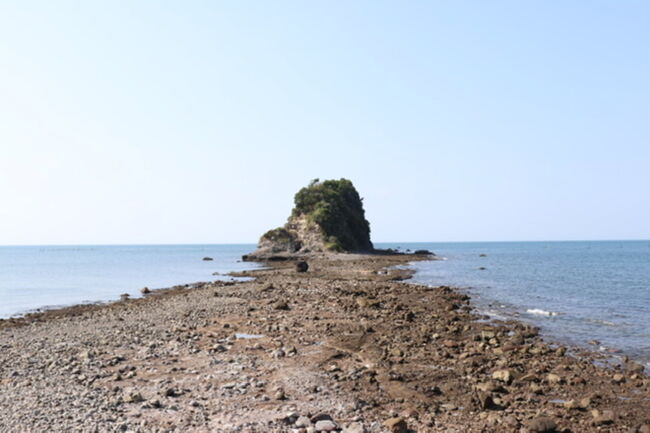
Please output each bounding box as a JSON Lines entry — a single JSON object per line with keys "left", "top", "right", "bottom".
{"left": 0, "top": 254, "right": 649, "bottom": 432}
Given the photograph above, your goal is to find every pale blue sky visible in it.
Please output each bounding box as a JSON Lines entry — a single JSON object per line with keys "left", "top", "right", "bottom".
{"left": 1, "top": 1, "right": 648, "bottom": 244}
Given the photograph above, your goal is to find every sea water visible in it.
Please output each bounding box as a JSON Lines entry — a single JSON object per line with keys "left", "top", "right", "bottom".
{"left": 0, "top": 244, "right": 259, "bottom": 318}
{"left": 377, "top": 241, "right": 650, "bottom": 366}
{"left": 2, "top": 241, "right": 649, "bottom": 367}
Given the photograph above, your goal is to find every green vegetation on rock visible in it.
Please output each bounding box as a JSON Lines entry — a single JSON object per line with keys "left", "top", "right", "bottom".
{"left": 293, "top": 179, "right": 372, "bottom": 251}
{"left": 259, "top": 178, "right": 373, "bottom": 253}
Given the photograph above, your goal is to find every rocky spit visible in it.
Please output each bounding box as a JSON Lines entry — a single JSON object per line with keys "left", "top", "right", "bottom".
{"left": 0, "top": 254, "right": 649, "bottom": 433}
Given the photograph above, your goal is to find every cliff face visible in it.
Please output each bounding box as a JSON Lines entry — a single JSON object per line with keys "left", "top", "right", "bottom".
{"left": 246, "top": 179, "right": 373, "bottom": 259}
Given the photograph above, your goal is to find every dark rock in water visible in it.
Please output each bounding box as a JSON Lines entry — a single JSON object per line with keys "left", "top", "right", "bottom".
{"left": 479, "top": 253, "right": 487, "bottom": 257}
{"left": 478, "top": 266, "right": 486, "bottom": 270}
{"left": 202, "top": 257, "right": 213, "bottom": 261}
{"left": 296, "top": 261, "right": 309, "bottom": 273}
{"left": 413, "top": 249, "right": 434, "bottom": 255}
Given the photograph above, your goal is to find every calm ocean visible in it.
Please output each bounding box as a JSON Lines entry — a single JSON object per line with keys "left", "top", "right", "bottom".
{"left": 0, "top": 244, "right": 259, "bottom": 318}
{"left": 1, "top": 241, "right": 648, "bottom": 367}
{"left": 377, "top": 241, "right": 650, "bottom": 367}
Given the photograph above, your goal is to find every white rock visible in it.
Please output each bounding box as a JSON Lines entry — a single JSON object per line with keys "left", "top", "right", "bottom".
{"left": 314, "top": 419, "right": 338, "bottom": 431}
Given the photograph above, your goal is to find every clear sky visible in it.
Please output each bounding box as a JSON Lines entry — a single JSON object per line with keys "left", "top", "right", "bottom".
{"left": 1, "top": 1, "right": 648, "bottom": 245}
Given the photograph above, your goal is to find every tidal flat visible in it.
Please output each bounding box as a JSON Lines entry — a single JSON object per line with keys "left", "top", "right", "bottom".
{"left": 0, "top": 253, "right": 648, "bottom": 432}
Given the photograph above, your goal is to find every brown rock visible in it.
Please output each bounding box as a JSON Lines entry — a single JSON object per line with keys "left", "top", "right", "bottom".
{"left": 563, "top": 400, "right": 578, "bottom": 410}
{"left": 442, "top": 339, "right": 458, "bottom": 348}
{"left": 579, "top": 397, "right": 592, "bottom": 409}
{"left": 546, "top": 373, "right": 563, "bottom": 384}
{"left": 400, "top": 408, "right": 418, "bottom": 419}
{"left": 519, "top": 373, "right": 539, "bottom": 383}
{"left": 525, "top": 416, "right": 557, "bottom": 432}
{"left": 274, "top": 301, "right": 290, "bottom": 311}
{"left": 492, "top": 369, "right": 513, "bottom": 384}
{"left": 477, "top": 392, "right": 501, "bottom": 410}
{"left": 624, "top": 359, "right": 646, "bottom": 374}
{"left": 383, "top": 417, "right": 407, "bottom": 433}
{"left": 591, "top": 409, "right": 615, "bottom": 425}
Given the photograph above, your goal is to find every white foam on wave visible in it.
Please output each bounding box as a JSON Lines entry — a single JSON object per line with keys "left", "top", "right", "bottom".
{"left": 527, "top": 308, "right": 559, "bottom": 317}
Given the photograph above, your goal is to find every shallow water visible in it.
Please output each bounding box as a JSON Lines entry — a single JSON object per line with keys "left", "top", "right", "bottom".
{"left": 377, "top": 240, "right": 650, "bottom": 366}
{"left": 0, "top": 244, "right": 259, "bottom": 318}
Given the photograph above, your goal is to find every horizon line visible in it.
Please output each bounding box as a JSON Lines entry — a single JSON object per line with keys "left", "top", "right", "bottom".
{"left": 0, "top": 238, "right": 648, "bottom": 247}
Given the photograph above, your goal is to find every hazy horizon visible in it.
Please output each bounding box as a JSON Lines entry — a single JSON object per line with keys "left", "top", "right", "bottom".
{"left": 1, "top": 239, "right": 648, "bottom": 247}
{"left": 2, "top": 2, "right": 648, "bottom": 245}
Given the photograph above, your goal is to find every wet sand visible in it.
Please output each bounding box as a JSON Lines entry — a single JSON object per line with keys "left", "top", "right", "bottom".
{"left": 0, "top": 254, "right": 648, "bottom": 432}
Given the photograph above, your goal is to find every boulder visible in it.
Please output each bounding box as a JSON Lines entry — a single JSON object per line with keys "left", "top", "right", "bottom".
{"left": 296, "top": 261, "right": 309, "bottom": 273}
{"left": 525, "top": 417, "right": 557, "bottom": 432}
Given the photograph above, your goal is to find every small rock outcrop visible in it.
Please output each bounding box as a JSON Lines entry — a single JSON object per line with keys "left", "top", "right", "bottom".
{"left": 295, "top": 261, "right": 309, "bottom": 273}
{"left": 244, "top": 179, "right": 373, "bottom": 260}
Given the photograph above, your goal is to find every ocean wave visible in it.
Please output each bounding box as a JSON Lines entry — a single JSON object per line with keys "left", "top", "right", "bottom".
{"left": 586, "top": 318, "right": 618, "bottom": 327}
{"left": 526, "top": 308, "right": 559, "bottom": 317}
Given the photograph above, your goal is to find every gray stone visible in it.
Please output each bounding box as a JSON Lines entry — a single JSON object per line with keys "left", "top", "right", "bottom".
{"left": 295, "top": 416, "right": 311, "bottom": 428}
{"left": 343, "top": 422, "right": 367, "bottom": 433}
{"left": 314, "top": 420, "right": 337, "bottom": 431}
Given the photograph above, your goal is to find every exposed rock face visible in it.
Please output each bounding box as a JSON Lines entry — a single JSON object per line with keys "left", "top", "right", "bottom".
{"left": 245, "top": 179, "right": 373, "bottom": 260}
